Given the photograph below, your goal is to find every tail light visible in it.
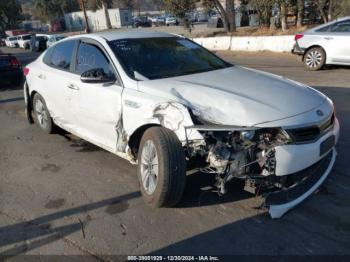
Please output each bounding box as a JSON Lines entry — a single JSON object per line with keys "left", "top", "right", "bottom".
{"left": 10, "top": 57, "right": 20, "bottom": 67}
{"left": 295, "top": 34, "right": 304, "bottom": 41}
{"left": 23, "top": 67, "right": 30, "bottom": 76}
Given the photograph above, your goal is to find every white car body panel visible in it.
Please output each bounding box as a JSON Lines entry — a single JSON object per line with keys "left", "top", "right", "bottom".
{"left": 24, "top": 31, "right": 340, "bottom": 218}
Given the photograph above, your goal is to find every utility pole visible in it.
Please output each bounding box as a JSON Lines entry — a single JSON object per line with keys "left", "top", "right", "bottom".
{"left": 80, "top": 0, "right": 90, "bottom": 33}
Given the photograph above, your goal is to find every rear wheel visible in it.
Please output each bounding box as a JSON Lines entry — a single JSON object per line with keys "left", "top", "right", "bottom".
{"left": 137, "top": 127, "right": 186, "bottom": 207}
{"left": 33, "top": 93, "right": 56, "bottom": 134}
{"left": 304, "top": 47, "right": 326, "bottom": 71}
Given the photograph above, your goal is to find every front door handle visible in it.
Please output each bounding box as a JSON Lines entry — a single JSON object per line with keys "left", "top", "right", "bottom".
{"left": 38, "top": 74, "right": 46, "bottom": 80}
{"left": 324, "top": 37, "right": 333, "bottom": 40}
{"left": 67, "top": 84, "right": 79, "bottom": 90}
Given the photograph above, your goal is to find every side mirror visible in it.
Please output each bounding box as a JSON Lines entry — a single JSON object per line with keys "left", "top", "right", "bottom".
{"left": 80, "top": 68, "right": 115, "bottom": 83}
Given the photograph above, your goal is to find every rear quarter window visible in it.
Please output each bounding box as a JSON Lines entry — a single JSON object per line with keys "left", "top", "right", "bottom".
{"left": 43, "top": 46, "right": 55, "bottom": 65}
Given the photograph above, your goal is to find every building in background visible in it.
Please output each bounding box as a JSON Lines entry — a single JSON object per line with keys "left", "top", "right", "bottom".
{"left": 65, "top": 8, "right": 132, "bottom": 32}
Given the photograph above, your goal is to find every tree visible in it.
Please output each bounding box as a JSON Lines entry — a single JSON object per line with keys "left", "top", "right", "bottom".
{"left": 34, "top": 0, "right": 79, "bottom": 21}
{"left": 278, "top": 0, "right": 288, "bottom": 31}
{"left": 296, "top": 0, "right": 304, "bottom": 27}
{"left": 0, "top": 0, "right": 23, "bottom": 31}
{"left": 248, "top": 0, "right": 275, "bottom": 27}
{"left": 202, "top": 0, "right": 236, "bottom": 32}
{"left": 310, "top": 0, "right": 350, "bottom": 23}
{"left": 314, "top": 0, "right": 329, "bottom": 23}
{"left": 164, "top": 0, "right": 196, "bottom": 29}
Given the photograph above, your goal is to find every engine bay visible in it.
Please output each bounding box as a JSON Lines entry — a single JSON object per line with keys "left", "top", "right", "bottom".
{"left": 186, "top": 127, "right": 292, "bottom": 195}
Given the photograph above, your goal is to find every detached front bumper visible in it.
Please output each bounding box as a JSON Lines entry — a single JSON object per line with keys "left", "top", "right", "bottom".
{"left": 266, "top": 148, "right": 336, "bottom": 218}
{"left": 263, "top": 117, "right": 339, "bottom": 218}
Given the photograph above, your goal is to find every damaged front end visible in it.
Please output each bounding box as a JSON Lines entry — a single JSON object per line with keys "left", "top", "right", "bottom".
{"left": 184, "top": 121, "right": 336, "bottom": 218}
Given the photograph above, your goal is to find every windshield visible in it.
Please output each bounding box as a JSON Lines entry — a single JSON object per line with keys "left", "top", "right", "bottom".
{"left": 9, "top": 37, "right": 16, "bottom": 41}
{"left": 108, "top": 37, "right": 231, "bottom": 80}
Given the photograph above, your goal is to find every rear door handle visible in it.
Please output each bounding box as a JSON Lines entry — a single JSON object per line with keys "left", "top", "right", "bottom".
{"left": 67, "top": 84, "right": 79, "bottom": 90}
{"left": 324, "top": 37, "right": 333, "bottom": 40}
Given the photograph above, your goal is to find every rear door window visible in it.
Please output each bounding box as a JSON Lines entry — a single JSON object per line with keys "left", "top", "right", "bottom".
{"left": 316, "top": 25, "right": 330, "bottom": 32}
{"left": 330, "top": 20, "right": 350, "bottom": 32}
{"left": 49, "top": 40, "right": 77, "bottom": 71}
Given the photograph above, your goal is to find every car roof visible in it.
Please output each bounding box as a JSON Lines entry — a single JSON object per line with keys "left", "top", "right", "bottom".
{"left": 307, "top": 16, "right": 350, "bottom": 32}
{"left": 89, "top": 31, "right": 175, "bottom": 41}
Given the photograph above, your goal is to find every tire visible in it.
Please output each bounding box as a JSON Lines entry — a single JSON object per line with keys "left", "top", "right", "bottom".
{"left": 304, "top": 47, "right": 326, "bottom": 71}
{"left": 137, "top": 127, "right": 186, "bottom": 207}
{"left": 33, "top": 93, "right": 56, "bottom": 134}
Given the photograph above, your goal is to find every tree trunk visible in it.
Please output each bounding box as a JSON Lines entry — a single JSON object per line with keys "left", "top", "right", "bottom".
{"left": 280, "top": 1, "right": 288, "bottom": 32}
{"left": 80, "top": 0, "right": 90, "bottom": 33}
{"left": 316, "top": 1, "right": 328, "bottom": 23}
{"left": 214, "top": 0, "right": 236, "bottom": 32}
{"left": 102, "top": 1, "right": 112, "bottom": 30}
{"left": 225, "top": 0, "right": 236, "bottom": 32}
{"left": 296, "top": 0, "right": 304, "bottom": 28}
{"left": 328, "top": 0, "right": 333, "bottom": 21}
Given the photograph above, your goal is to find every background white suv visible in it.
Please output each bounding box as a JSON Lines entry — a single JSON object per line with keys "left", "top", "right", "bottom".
{"left": 17, "top": 34, "right": 32, "bottom": 49}
{"left": 293, "top": 16, "right": 350, "bottom": 70}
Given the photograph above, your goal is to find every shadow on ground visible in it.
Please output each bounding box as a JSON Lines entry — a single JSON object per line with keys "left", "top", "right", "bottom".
{"left": 0, "top": 192, "right": 140, "bottom": 258}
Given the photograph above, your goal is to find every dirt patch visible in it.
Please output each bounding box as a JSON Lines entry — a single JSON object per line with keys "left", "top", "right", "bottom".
{"left": 41, "top": 163, "right": 61, "bottom": 173}
{"left": 45, "top": 198, "right": 66, "bottom": 209}
{"left": 105, "top": 200, "right": 129, "bottom": 215}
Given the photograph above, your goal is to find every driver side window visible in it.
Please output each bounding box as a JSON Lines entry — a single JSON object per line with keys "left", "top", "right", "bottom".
{"left": 75, "top": 42, "right": 116, "bottom": 80}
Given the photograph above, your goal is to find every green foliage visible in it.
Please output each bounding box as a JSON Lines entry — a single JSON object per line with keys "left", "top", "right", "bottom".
{"left": 34, "top": 0, "right": 79, "bottom": 21}
{"left": 0, "top": 0, "right": 23, "bottom": 31}
{"left": 248, "top": 0, "right": 275, "bottom": 26}
{"left": 164, "top": 0, "right": 196, "bottom": 18}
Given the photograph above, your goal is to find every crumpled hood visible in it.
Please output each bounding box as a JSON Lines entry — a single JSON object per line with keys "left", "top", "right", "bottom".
{"left": 138, "top": 66, "right": 326, "bottom": 126}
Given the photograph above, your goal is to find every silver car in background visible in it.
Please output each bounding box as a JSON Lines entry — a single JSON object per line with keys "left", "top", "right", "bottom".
{"left": 293, "top": 16, "right": 350, "bottom": 70}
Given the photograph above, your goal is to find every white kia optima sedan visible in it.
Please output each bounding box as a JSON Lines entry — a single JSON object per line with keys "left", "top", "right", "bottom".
{"left": 23, "top": 32, "right": 339, "bottom": 218}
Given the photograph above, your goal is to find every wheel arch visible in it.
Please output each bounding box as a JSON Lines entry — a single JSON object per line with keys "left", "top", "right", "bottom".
{"left": 128, "top": 123, "right": 162, "bottom": 158}
{"left": 24, "top": 81, "right": 36, "bottom": 124}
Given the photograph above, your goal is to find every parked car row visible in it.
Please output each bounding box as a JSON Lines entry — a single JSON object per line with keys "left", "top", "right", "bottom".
{"left": 131, "top": 10, "right": 215, "bottom": 28}
{"left": 2, "top": 34, "right": 66, "bottom": 51}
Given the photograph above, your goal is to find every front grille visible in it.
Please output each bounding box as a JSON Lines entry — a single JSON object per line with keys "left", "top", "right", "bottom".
{"left": 286, "top": 113, "right": 335, "bottom": 143}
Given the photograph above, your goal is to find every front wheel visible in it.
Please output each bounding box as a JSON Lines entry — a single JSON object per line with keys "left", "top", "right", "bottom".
{"left": 137, "top": 127, "right": 186, "bottom": 207}
{"left": 304, "top": 47, "right": 326, "bottom": 71}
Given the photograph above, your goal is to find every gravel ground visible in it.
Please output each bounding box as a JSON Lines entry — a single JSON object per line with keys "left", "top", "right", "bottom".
{"left": 0, "top": 47, "right": 350, "bottom": 260}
